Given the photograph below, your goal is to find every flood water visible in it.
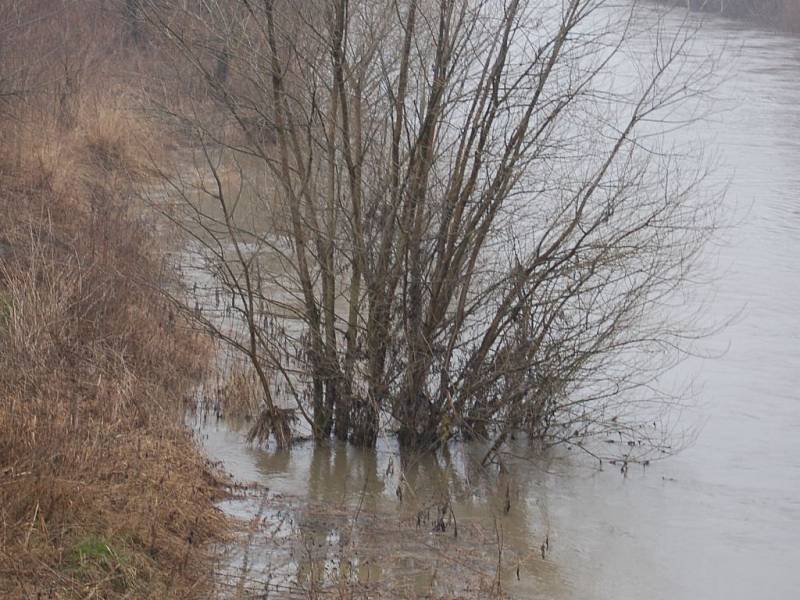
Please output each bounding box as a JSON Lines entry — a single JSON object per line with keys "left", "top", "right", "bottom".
{"left": 191, "top": 7, "right": 800, "bottom": 599}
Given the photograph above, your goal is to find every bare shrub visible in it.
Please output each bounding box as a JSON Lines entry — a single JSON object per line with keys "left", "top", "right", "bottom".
{"left": 143, "top": 0, "right": 719, "bottom": 457}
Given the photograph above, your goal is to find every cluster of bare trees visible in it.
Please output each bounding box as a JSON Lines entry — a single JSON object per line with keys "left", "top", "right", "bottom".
{"left": 142, "top": 0, "right": 716, "bottom": 452}
{"left": 0, "top": 0, "right": 148, "bottom": 139}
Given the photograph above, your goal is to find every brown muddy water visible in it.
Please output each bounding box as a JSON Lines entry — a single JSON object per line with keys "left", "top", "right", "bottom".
{"left": 186, "top": 7, "right": 800, "bottom": 600}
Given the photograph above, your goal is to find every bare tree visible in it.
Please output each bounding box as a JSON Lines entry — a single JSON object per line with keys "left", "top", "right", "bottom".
{"left": 142, "top": 0, "right": 717, "bottom": 455}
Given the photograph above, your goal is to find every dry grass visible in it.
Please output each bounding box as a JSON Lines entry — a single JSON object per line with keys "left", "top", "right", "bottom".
{"left": 210, "top": 359, "right": 264, "bottom": 421}
{"left": 0, "top": 90, "right": 230, "bottom": 599}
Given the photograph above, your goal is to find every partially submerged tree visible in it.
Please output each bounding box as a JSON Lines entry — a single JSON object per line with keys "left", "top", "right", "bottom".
{"left": 143, "top": 0, "right": 716, "bottom": 453}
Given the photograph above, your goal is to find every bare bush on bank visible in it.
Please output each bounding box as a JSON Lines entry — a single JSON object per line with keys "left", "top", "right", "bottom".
{"left": 141, "top": 0, "right": 719, "bottom": 455}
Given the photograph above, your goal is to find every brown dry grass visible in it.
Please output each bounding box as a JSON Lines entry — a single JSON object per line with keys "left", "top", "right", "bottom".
{"left": 0, "top": 89, "right": 230, "bottom": 599}
{"left": 211, "top": 359, "right": 264, "bottom": 421}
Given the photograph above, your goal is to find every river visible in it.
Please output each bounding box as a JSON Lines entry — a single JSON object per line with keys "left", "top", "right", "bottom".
{"left": 190, "top": 6, "right": 800, "bottom": 599}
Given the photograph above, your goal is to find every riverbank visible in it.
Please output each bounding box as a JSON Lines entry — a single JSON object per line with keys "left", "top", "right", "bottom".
{"left": 670, "top": 0, "right": 800, "bottom": 32}
{"left": 0, "top": 89, "right": 231, "bottom": 598}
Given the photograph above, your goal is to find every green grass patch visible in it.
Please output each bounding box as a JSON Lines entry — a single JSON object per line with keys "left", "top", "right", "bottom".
{"left": 68, "top": 534, "right": 135, "bottom": 592}
{"left": 0, "top": 291, "right": 10, "bottom": 329}
{"left": 71, "top": 535, "right": 120, "bottom": 565}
